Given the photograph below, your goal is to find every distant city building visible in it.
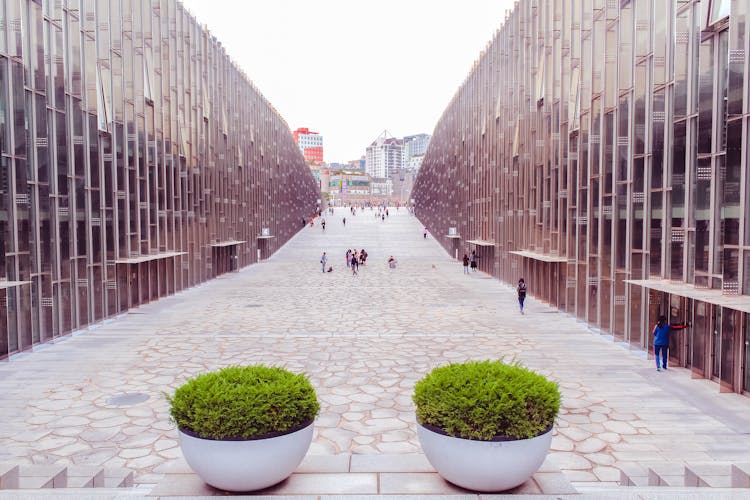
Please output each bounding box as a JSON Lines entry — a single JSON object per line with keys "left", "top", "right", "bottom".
{"left": 366, "top": 131, "right": 403, "bottom": 178}
{"left": 403, "top": 133, "right": 431, "bottom": 157}
{"left": 370, "top": 177, "right": 394, "bottom": 197}
{"left": 348, "top": 156, "right": 366, "bottom": 172}
{"left": 403, "top": 133, "right": 431, "bottom": 173}
{"left": 293, "top": 128, "right": 324, "bottom": 163}
{"left": 328, "top": 171, "right": 371, "bottom": 206}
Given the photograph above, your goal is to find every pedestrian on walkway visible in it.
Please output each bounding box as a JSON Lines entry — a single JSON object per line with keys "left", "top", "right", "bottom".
{"left": 301, "top": 218, "right": 306, "bottom": 228}
{"left": 346, "top": 249, "right": 351, "bottom": 267}
{"left": 423, "top": 227, "right": 428, "bottom": 239}
{"left": 351, "top": 251, "right": 359, "bottom": 276}
{"left": 462, "top": 254, "right": 470, "bottom": 274}
{"left": 320, "top": 252, "right": 327, "bottom": 273}
{"left": 388, "top": 255, "right": 397, "bottom": 269}
{"left": 517, "top": 278, "right": 527, "bottom": 314}
{"left": 653, "top": 315, "right": 688, "bottom": 371}
{"left": 343, "top": 217, "right": 346, "bottom": 226}
{"left": 360, "top": 249, "right": 367, "bottom": 266}
{"left": 321, "top": 218, "right": 326, "bottom": 231}
{"left": 382, "top": 214, "right": 385, "bottom": 221}
{"left": 470, "top": 250, "right": 478, "bottom": 272}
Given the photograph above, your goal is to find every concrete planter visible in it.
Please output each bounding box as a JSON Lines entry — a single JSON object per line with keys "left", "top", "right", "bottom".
{"left": 178, "top": 422, "right": 313, "bottom": 492}
{"left": 417, "top": 423, "right": 552, "bottom": 492}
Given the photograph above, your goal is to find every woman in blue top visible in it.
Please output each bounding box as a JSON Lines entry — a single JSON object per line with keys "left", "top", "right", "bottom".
{"left": 652, "top": 315, "right": 688, "bottom": 371}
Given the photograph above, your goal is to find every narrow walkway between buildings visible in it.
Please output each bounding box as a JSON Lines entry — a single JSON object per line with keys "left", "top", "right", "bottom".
{"left": 1, "top": 208, "right": 750, "bottom": 497}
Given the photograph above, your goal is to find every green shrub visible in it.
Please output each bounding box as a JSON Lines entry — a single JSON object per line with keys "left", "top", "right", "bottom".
{"left": 168, "top": 365, "right": 320, "bottom": 440}
{"left": 413, "top": 360, "right": 560, "bottom": 440}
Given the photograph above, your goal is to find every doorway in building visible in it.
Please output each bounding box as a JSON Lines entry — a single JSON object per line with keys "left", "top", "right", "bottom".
{"left": 711, "top": 306, "right": 723, "bottom": 382}
{"left": 668, "top": 295, "right": 689, "bottom": 367}
{"left": 690, "top": 300, "right": 709, "bottom": 377}
{"left": 718, "top": 308, "right": 738, "bottom": 391}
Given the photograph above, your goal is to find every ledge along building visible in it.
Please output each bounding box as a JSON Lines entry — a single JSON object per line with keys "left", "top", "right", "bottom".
{"left": 413, "top": 0, "right": 750, "bottom": 394}
{"left": 0, "top": 0, "right": 319, "bottom": 358}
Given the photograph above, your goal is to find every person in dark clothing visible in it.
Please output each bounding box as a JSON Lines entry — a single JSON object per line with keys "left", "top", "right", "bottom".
{"left": 517, "top": 278, "right": 527, "bottom": 314}
{"left": 462, "top": 254, "right": 470, "bottom": 274}
{"left": 470, "top": 250, "right": 478, "bottom": 271}
{"left": 653, "top": 315, "right": 688, "bottom": 371}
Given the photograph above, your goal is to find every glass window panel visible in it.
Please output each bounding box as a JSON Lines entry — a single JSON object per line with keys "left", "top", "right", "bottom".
{"left": 650, "top": 192, "right": 663, "bottom": 276}
{"left": 709, "top": 0, "right": 731, "bottom": 26}
{"left": 697, "top": 38, "right": 714, "bottom": 154}
{"left": 652, "top": 90, "right": 665, "bottom": 188}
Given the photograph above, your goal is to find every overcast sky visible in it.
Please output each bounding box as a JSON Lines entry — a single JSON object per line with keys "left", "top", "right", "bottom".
{"left": 180, "top": 0, "right": 516, "bottom": 163}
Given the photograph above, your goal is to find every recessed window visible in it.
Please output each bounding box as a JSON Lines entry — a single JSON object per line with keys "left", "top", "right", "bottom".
{"left": 708, "top": 0, "right": 730, "bottom": 27}
{"left": 96, "top": 63, "right": 110, "bottom": 133}
{"left": 569, "top": 66, "right": 581, "bottom": 132}
{"left": 143, "top": 51, "right": 154, "bottom": 104}
{"left": 536, "top": 51, "right": 545, "bottom": 105}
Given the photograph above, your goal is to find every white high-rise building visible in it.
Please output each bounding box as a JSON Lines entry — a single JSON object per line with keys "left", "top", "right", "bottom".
{"left": 366, "top": 131, "right": 403, "bottom": 178}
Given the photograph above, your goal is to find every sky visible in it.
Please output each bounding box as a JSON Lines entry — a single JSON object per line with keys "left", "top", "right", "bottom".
{"left": 180, "top": 0, "right": 516, "bottom": 163}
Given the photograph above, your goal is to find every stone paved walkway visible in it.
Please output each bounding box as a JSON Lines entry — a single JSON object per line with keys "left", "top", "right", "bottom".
{"left": 1, "top": 207, "right": 750, "bottom": 492}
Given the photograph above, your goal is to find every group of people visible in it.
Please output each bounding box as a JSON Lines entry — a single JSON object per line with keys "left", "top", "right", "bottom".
{"left": 461, "top": 251, "right": 479, "bottom": 274}
{"left": 345, "top": 248, "right": 368, "bottom": 275}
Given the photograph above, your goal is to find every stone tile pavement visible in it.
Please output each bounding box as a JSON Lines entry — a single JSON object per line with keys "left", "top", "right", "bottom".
{"left": 1, "top": 207, "right": 750, "bottom": 497}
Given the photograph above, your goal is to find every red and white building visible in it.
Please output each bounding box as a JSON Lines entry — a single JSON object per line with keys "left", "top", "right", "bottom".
{"left": 292, "top": 127, "right": 324, "bottom": 163}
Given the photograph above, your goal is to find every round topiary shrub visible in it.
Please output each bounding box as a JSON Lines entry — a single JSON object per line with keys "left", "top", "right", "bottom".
{"left": 168, "top": 365, "right": 320, "bottom": 440}
{"left": 413, "top": 360, "right": 560, "bottom": 441}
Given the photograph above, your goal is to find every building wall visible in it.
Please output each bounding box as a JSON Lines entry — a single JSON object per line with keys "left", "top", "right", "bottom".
{"left": 413, "top": 0, "right": 750, "bottom": 393}
{"left": 0, "top": 0, "right": 319, "bottom": 358}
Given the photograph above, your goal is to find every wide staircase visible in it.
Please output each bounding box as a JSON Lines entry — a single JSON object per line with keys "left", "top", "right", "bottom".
{"left": 617, "top": 461, "right": 750, "bottom": 488}
{"left": 0, "top": 463, "right": 133, "bottom": 490}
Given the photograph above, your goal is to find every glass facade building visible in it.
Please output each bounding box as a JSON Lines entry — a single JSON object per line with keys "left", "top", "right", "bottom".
{"left": 413, "top": 0, "right": 750, "bottom": 393}
{"left": 0, "top": 0, "right": 319, "bottom": 358}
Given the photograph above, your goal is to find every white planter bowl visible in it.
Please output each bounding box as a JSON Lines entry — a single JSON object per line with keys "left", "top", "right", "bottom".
{"left": 178, "top": 422, "right": 313, "bottom": 492}
{"left": 417, "top": 423, "right": 552, "bottom": 492}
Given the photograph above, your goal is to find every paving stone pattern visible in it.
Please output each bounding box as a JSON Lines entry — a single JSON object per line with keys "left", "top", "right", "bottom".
{"left": 1, "top": 208, "right": 750, "bottom": 487}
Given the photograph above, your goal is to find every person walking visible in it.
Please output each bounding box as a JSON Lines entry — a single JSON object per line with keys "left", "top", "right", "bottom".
{"left": 321, "top": 218, "right": 326, "bottom": 231}
{"left": 320, "top": 252, "right": 327, "bottom": 273}
{"left": 388, "top": 255, "right": 397, "bottom": 269}
{"left": 470, "top": 250, "right": 478, "bottom": 272}
{"left": 346, "top": 249, "right": 351, "bottom": 268}
{"left": 653, "top": 315, "right": 688, "bottom": 371}
{"left": 423, "top": 227, "right": 428, "bottom": 239}
{"left": 517, "top": 278, "right": 527, "bottom": 314}
{"left": 382, "top": 214, "right": 385, "bottom": 221}
{"left": 343, "top": 217, "right": 346, "bottom": 226}
{"left": 462, "top": 254, "right": 470, "bottom": 274}
{"left": 351, "top": 251, "right": 359, "bottom": 276}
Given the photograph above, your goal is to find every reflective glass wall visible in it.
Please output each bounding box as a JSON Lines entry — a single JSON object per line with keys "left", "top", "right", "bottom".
{"left": 0, "top": 0, "right": 319, "bottom": 358}
{"left": 413, "top": 0, "right": 750, "bottom": 393}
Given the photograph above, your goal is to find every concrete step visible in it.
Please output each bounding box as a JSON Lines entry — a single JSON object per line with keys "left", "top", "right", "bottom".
{"left": 103, "top": 468, "right": 134, "bottom": 488}
{"left": 731, "top": 463, "right": 750, "bottom": 488}
{"left": 685, "top": 462, "right": 733, "bottom": 488}
{"left": 67, "top": 465, "right": 105, "bottom": 488}
{"left": 647, "top": 462, "right": 686, "bottom": 487}
{"left": 16, "top": 464, "right": 66, "bottom": 489}
{"left": 617, "top": 462, "right": 649, "bottom": 486}
{"left": 0, "top": 465, "right": 18, "bottom": 489}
